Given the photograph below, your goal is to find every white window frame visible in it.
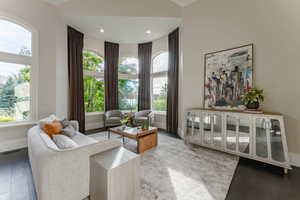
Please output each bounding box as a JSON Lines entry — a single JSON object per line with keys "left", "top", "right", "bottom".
{"left": 83, "top": 49, "right": 105, "bottom": 114}
{"left": 151, "top": 52, "right": 168, "bottom": 113}
{"left": 118, "top": 57, "right": 139, "bottom": 111}
{"left": 0, "top": 14, "right": 38, "bottom": 125}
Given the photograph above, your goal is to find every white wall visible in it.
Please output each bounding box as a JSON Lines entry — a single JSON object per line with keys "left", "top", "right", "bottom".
{"left": 0, "top": 0, "right": 68, "bottom": 152}
{"left": 180, "top": 0, "right": 300, "bottom": 158}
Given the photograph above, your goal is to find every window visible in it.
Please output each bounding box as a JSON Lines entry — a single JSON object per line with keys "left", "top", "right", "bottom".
{"left": 118, "top": 57, "right": 139, "bottom": 111}
{"left": 0, "top": 18, "right": 36, "bottom": 123}
{"left": 83, "top": 50, "right": 105, "bottom": 113}
{"left": 151, "top": 52, "right": 168, "bottom": 111}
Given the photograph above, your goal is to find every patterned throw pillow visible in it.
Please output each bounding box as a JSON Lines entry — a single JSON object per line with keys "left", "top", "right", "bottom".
{"left": 42, "top": 120, "right": 63, "bottom": 138}
{"left": 60, "top": 125, "right": 77, "bottom": 138}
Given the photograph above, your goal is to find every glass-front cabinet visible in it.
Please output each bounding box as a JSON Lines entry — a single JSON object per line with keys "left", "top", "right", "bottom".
{"left": 185, "top": 109, "right": 291, "bottom": 174}
{"left": 212, "top": 114, "right": 223, "bottom": 148}
{"left": 238, "top": 117, "right": 251, "bottom": 155}
{"left": 254, "top": 116, "right": 288, "bottom": 164}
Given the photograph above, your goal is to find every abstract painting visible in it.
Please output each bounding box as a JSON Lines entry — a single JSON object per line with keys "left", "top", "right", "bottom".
{"left": 204, "top": 44, "right": 253, "bottom": 109}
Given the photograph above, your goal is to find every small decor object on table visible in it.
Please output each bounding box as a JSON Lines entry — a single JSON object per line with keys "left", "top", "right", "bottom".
{"left": 240, "top": 88, "right": 264, "bottom": 112}
{"left": 121, "top": 112, "right": 134, "bottom": 127}
{"left": 141, "top": 118, "right": 150, "bottom": 130}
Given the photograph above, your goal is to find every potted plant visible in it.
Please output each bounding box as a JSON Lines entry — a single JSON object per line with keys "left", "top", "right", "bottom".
{"left": 240, "top": 88, "right": 264, "bottom": 110}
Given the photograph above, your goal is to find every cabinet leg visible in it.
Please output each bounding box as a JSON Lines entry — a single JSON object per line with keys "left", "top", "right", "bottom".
{"left": 284, "top": 168, "right": 288, "bottom": 174}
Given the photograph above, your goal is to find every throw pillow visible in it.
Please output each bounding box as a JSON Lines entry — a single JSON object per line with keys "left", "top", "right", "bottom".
{"left": 38, "top": 114, "right": 57, "bottom": 129}
{"left": 60, "top": 118, "right": 70, "bottom": 128}
{"left": 42, "top": 120, "right": 63, "bottom": 138}
{"left": 59, "top": 119, "right": 78, "bottom": 130}
{"left": 52, "top": 135, "right": 78, "bottom": 149}
{"left": 60, "top": 125, "right": 77, "bottom": 138}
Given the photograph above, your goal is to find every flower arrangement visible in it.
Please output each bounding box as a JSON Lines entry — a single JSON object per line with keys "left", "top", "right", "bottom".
{"left": 120, "top": 113, "right": 134, "bottom": 127}
{"left": 240, "top": 88, "right": 264, "bottom": 109}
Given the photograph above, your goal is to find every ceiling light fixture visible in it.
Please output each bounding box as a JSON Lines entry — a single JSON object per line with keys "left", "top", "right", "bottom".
{"left": 99, "top": 28, "right": 105, "bottom": 33}
{"left": 146, "top": 30, "right": 151, "bottom": 34}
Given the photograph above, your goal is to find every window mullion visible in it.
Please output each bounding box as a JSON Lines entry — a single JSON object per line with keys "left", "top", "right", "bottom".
{"left": 0, "top": 52, "right": 32, "bottom": 65}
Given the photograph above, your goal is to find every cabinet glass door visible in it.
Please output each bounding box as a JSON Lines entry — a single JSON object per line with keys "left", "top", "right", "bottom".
{"left": 255, "top": 118, "right": 268, "bottom": 158}
{"left": 212, "top": 114, "right": 223, "bottom": 148}
{"left": 186, "top": 112, "right": 193, "bottom": 138}
{"left": 270, "top": 119, "right": 285, "bottom": 162}
{"left": 226, "top": 115, "right": 237, "bottom": 151}
{"left": 238, "top": 117, "right": 250, "bottom": 154}
{"left": 193, "top": 114, "right": 202, "bottom": 144}
{"left": 203, "top": 114, "right": 212, "bottom": 145}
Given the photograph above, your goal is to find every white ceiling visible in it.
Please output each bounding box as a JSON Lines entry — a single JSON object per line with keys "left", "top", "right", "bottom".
{"left": 42, "top": 0, "right": 184, "bottom": 43}
{"left": 43, "top": 0, "right": 198, "bottom": 7}
{"left": 66, "top": 16, "right": 181, "bottom": 43}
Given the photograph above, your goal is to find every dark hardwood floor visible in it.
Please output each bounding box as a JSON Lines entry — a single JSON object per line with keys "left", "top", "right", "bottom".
{"left": 0, "top": 149, "right": 36, "bottom": 200}
{"left": 226, "top": 158, "right": 300, "bottom": 200}
{"left": 0, "top": 136, "right": 299, "bottom": 200}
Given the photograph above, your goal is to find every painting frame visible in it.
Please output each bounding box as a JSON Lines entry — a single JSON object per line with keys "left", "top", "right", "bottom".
{"left": 203, "top": 44, "right": 254, "bottom": 110}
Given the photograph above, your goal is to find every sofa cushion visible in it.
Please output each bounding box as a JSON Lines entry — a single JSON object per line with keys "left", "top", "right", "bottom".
{"left": 107, "top": 110, "right": 122, "bottom": 118}
{"left": 42, "top": 120, "right": 63, "bottom": 138}
{"left": 39, "top": 131, "right": 60, "bottom": 151}
{"left": 53, "top": 135, "right": 78, "bottom": 149}
{"left": 72, "top": 132, "right": 97, "bottom": 147}
{"left": 135, "top": 110, "right": 151, "bottom": 117}
{"left": 107, "top": 117, "right": 122, "bottom": 121}
{"left": 135, "top": 117, "right": 148, "bottom": 121}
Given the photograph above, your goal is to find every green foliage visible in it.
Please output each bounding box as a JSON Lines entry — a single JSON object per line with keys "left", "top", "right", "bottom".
{"left": 84, "top": 76, "right": 105, "bottom": 112}
{"left": 118, "top": 79, "right": 138, "bottom": 111}
{"left": 0, "top": 116, "right": 14, "bottom": 122}
{"left": 240, "top": 88, "right": 264, "bottom": 104}
{"left": 83, "top": 51, "right": 105, "bottom": 112}
{"left": 0, "top": 67, "right": 30, "bottom": 121}
{"left": 153, "top": 83, "right": 167, "bottom": 111}
{"left": 118, "top": 58, "right": 139, "bottom": 111}
{"left": 83, "top": 51, "right": 103, "bottom": 72}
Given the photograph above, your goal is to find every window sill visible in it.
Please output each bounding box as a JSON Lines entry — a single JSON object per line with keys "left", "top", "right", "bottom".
{"left": 85, "top": 112, "right": 105, "bottom": 117}
{"left": 0, "top": 121, "right": 36, "bottom": 129}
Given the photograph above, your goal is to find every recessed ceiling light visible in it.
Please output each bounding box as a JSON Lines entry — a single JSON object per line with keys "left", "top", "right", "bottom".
{"left": 146, "top": 30, "right": 151, "bottom": 34}
{"left": 99, "top": 28, "right": 105, "bottom": 33}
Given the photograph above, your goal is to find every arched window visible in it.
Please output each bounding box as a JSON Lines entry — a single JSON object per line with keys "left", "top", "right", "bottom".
{"left": 151, "top": 52, "right": 168, "bottom": 111}
{"left": 0, "top": 18, "right": 37, "bottom": 123}
{"left": 83, "top": 50, "right": 105, "bottom": 113}
{"left": 118, "top": 57, "right": 139, "bottom": 111}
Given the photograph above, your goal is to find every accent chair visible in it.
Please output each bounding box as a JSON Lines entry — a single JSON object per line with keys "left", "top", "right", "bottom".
{"left": 133, "top": 110, "right": 153, "bottom": 126}
{"left": 104, "top": 110, "right": 123, "bottom": 128}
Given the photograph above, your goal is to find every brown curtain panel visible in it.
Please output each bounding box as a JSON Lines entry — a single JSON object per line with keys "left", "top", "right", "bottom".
{"left": 138, "top": 42, "right": 152, "bottom": 111}
{"left": 67, "top": 26, "right": 85, "bottom": 133}
{"left": 104, "top": 41, "right": 119, "bottom": 111}
{"left": 167, "top": 28, "right": 179, "bottom": 134}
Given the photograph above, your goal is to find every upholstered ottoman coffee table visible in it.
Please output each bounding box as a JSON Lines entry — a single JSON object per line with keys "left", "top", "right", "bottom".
{"left": 90, "top": 147, "right": 140, "bottom": 200}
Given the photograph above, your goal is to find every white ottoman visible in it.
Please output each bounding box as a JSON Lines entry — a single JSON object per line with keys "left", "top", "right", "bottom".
{"left": 90, "top": 147, "right": 140, "bottom": 200}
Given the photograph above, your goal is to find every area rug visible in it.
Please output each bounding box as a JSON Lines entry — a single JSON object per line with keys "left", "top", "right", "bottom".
{"left": 89, "top": 132, "right": 239, "bottom": 200}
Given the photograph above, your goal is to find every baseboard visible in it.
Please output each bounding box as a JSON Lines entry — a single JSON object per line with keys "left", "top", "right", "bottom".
{"left": 289, "top": 152, "right": 300, "bottom": 167}
{"left": 0, "top": 138, "right": 27, "bottom": 153}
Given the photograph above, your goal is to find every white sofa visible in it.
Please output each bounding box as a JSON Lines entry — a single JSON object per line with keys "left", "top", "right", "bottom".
{"left": 27, "top": 121, "right": 122, "bottom": 200}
